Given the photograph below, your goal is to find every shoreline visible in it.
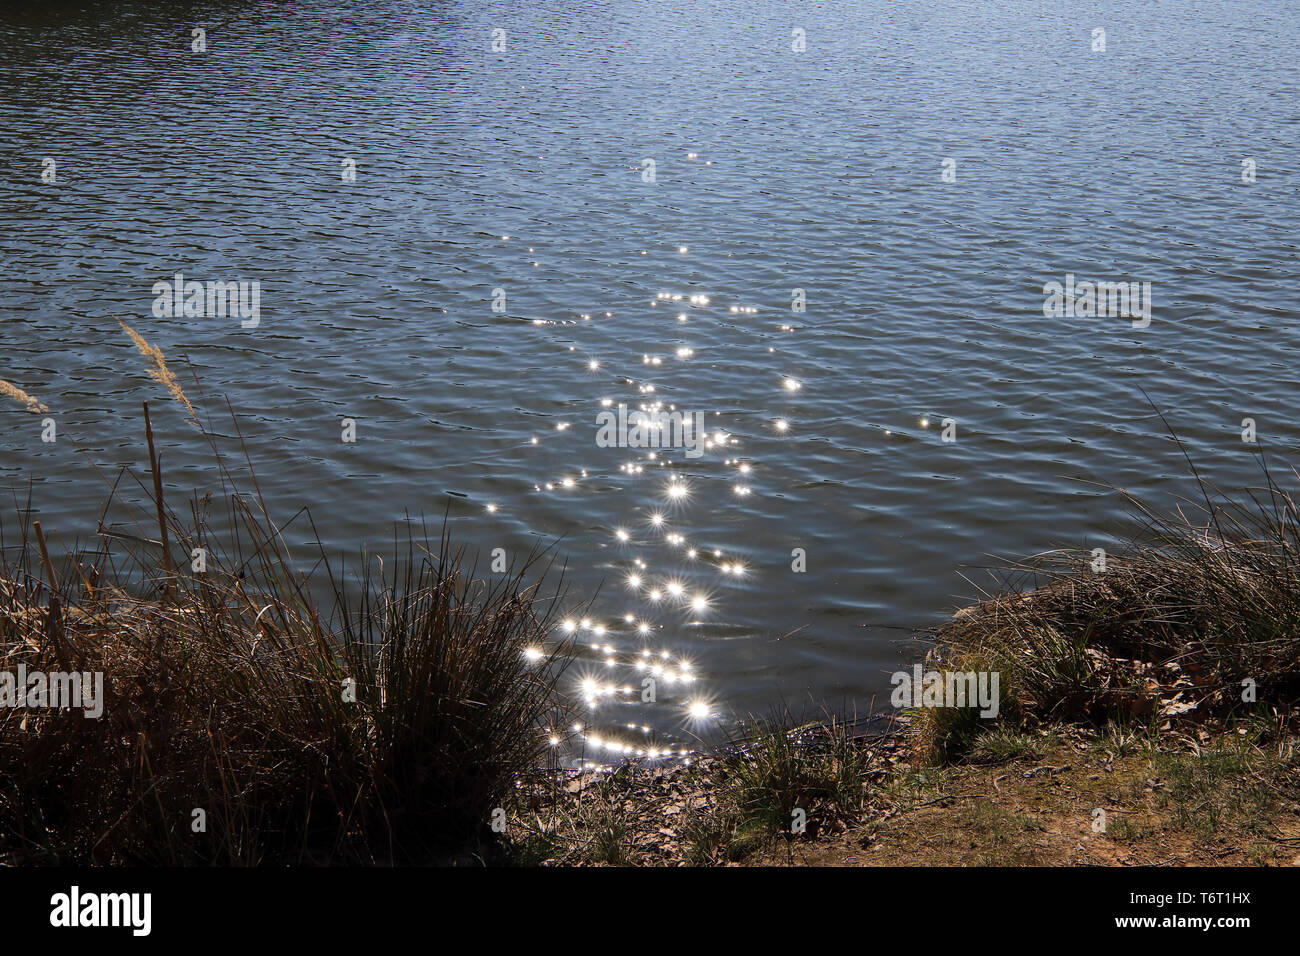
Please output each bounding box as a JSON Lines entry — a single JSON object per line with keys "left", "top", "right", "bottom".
{"left": 3, "top": 553, "right": 1298, "bottom": 866}
{"left": 497, "top": 708, "right": 1300, "bottom": 867}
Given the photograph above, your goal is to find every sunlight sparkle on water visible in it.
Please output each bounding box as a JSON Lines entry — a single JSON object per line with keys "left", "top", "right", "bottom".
{"left": 478, "top": 271, "right": 807, "bottom": 770}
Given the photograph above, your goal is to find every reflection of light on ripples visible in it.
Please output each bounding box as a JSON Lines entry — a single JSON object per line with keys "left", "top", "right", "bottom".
{"left": 478, "top": 268, "right": 807, "bottom": 771}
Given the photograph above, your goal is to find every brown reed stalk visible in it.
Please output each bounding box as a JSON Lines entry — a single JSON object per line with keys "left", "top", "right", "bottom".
{"left": 142, "top": 402, "right": 175, "bottom": 607}
{"left": 30, "top": 520, "right": 71, "bottom": 673}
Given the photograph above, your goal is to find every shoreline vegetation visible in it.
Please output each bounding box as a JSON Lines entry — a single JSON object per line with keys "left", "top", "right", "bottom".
{"left": 2, "top": 340, "right": 1298, "bottom": 866}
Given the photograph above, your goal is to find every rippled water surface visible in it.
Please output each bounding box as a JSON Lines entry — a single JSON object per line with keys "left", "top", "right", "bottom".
{"left": 2, "top": 1, "right": 1298, "bottom": 756}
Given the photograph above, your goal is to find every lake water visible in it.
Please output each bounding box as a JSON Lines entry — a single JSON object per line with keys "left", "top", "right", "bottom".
{"left": 2, "top": 0, "right": 1298, "bottom": 761}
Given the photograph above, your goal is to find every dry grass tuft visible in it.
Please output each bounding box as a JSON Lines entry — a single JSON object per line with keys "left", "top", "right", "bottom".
{"left": 921, "top": 450, "right": 1300, "bottom": 762}
{"left": 0, "top": 406, "right": 573, "bottom": 864}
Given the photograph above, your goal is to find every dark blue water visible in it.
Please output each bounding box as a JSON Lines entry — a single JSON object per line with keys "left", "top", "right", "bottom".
{"left": 2, "top": 0, "right": 1298, "bottom": 761}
